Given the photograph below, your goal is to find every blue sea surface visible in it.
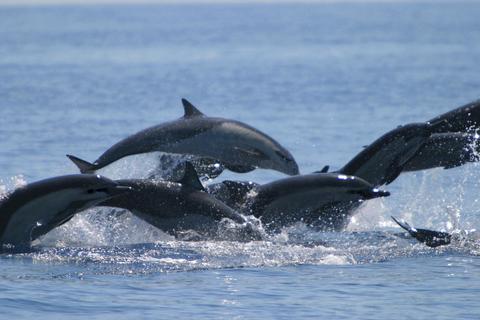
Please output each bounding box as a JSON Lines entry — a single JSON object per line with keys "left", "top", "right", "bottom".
{"left": 0, "top": 2, "right": 480, "bottom": 319}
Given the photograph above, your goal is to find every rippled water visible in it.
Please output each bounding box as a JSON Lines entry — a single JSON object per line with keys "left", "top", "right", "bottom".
{"left": 1, "top": 2, "right": 480, "bottom": 319}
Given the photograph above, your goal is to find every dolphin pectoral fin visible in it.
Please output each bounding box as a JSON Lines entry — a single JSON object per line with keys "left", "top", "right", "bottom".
{"left": 178, "top": 162, "right": 205, "bottom": 191}
{"left": 384, "top": 167, "right": 402, "bottom": 185}
{"left": 181, "top": 98, "right": 205, "bottom": 118}
{"left": 66, "top": 155, "right": 95, "bottom": 174}
{"left": 443, "top": 161, "right": 466, "bottom": 170}
{"left": 224, "top": 163, "right": 256, "bottom": 173}
{"left": 383, "top": 157, "right": 406, "bottom": 185}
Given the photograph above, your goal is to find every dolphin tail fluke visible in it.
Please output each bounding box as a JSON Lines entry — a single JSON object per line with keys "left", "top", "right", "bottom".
{"left": 391, "top": 216, "right": 452, "bottom": 247}
{"left": 391, "top": 216, "right": 416, "bottom": 236}
{"left": 66, "top": 155, "right": 96, "bottom": 173}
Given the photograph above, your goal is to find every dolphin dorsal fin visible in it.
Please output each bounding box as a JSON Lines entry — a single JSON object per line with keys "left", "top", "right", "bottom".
{"left": 181, "top": 98, "right": 205, "bottom": 118}
{"left": 179, "top": 162, "right": 205, "bottom": 191}
{"left": 313, "top": 165, "right": 329, "bottom": 174}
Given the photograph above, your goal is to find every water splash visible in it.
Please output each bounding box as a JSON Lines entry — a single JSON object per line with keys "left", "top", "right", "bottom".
{"left": 95, "top": 151, "right": 224, "bottom": 181}
{"left": 1, "top": 156, "right": 480, "bottom": 273}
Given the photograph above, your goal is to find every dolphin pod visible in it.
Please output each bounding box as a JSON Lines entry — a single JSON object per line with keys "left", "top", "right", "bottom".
{"left": 2, "top": 98, "right": 480, "bottom": 248}
{"left": 67, "top": 99, "right": 299, "bottom": 177}
{"left": 0, "top": 174, "right": 131, "bottom": 248}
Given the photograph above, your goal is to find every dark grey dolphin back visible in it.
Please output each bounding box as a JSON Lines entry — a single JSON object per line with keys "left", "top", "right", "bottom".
{"left": 427, "top": 99, "right": 480, "bottom": 133}
{"left": 338, "top": 123, "right": 432, "bottom": 186}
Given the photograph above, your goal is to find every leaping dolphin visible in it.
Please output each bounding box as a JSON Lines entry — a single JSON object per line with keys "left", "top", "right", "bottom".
{"left": 0, "top": 174, "right": 131, "bottom": 249}
{"left": 98, "top": 163, "right": 261, "bottom": 240}
{"left": 402, "top": 99, "right": 480, "bottom": 172}
{"left": 67, "top": 99, "right": 299, "bottom": 177}
{"left": 245, "top": 173, "right": 390, "bottom": 232}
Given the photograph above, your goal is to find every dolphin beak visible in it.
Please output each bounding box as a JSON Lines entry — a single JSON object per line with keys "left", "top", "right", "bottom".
{"left": 285, "top": 161, "right": 300, "bottom": 175}
{"left": 364, "top": 188, "right": 390, "bottom": 200}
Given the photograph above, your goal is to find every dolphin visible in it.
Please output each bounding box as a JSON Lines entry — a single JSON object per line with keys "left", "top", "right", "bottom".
{"left": 0, "top": 174, "right": 131, "bottom": 249}
{"left": 98, "top": 163, "right": 260, "bottom": 240}
{"left": 391, "top": 216, "right": 451, "bottom": 248}
{"left": 245, "top": 173, "right": 390, "bottom": 232}
{"left": 335, "top": 122, "right": 438, "bottom": 187}
{"left": 400, "top": 99, "right": 480, "bottom": 172}
{"left": 403, "top": 132, "right": 480, "bottom": 172}
{"left": 67, "top": 98, "right": 299, "bottom": 177}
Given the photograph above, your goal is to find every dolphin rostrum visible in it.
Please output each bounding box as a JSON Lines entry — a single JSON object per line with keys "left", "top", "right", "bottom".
{"left": 0, "top": 174, "right": 131, "bottom": 249}
{"left": 67, "top": 98, "right": 299, "bottom": 177}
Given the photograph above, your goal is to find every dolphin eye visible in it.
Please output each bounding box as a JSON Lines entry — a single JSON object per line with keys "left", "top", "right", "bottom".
{"left": 275, "top": 150, "right": 292, "bottom": 162}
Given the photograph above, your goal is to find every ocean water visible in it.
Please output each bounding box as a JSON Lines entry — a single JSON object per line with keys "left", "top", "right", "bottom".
{"left": 1, "top": 1, "right": 480, "bottom": 319}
